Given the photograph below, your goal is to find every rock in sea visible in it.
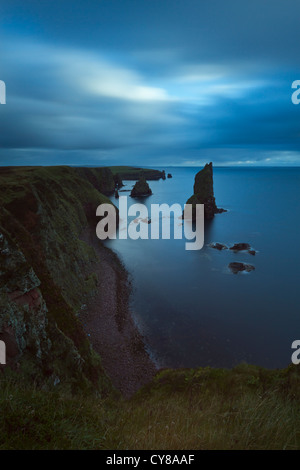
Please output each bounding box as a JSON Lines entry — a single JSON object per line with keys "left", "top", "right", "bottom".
{"left": 184, "top": 162, "right": 226, "bottom": 220}
{"left": 229, "top": 242, "right": 251, "bottom": 251}
{"left": 228, "top": 262, "right": 255, "bottom": 274}
{"left": 130, "top": 176, "right": 152, "bottom": 197}
{"left": 209, "top": 242, "right": 228, "bottom": 251}
{"left": 229, "top": 243, "right": 257, "bottom": 255}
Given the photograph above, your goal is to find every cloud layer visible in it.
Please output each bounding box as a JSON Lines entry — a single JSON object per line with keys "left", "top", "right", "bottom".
{"left": 1, "top": 0, "right": 300, "bottom": 166}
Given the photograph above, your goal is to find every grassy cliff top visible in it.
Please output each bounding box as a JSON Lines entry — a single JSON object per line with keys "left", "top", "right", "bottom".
{"left": 1, "top": 363, "right": 300, "bottom": 449}
{"left": 109, "top": 166, "right": 164, "bottom": 180}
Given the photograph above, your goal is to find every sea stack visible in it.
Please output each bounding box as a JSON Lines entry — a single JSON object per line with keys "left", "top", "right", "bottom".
{"left": 185, "top": 162, "right": 225, "bottom": 219}
{"left": 130, "top": 176, "right": 152, "bottom": 197}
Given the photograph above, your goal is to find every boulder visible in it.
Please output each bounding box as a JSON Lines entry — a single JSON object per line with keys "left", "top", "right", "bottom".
{"left": 228, "top": 262, "right": 255, "bottom": 274}
{"left": 229, "top": 243, "right": 251, "bottom": 251}
{"left": 229, "top": 243, "right": 257, "bottom": 255}
{"left": 209, "top": 242, "right": 228, "bottom": 251}
{"left": 248, "top": 250, "right": 256, "bottom": 256}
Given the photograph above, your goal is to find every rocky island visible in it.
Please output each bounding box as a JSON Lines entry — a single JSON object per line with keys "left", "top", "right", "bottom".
{"left": 185, "top": 162, "right": 226, "bottom": 219}
{"left": 228, "top": 262, "right": 255, "bottom": 274}
{"left": 130, "top": 176, "right": 152, "bottom": 197}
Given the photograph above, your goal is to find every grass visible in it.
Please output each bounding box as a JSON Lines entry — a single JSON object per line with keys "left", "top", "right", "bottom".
{"left": 1, "top": 364, "right": 300, "bottom": 450}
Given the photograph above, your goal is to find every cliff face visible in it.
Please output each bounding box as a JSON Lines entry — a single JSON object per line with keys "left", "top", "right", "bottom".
{"left": 0, "top": 231, "right": 49, "bottom": 365}
{"left": 74, "top": 167, "right": 116, "bottom": 195}
{"left": 109, "top": 166, "right": 165, "bottom": 181}
{"left": 0, "top": 231, "right": 87, "bottom": 386}
{"left": 185, "top": 162, "right": 224, "bottom": 219}
{"left": 0, "top": 166, "right": 116, "bottom": 389}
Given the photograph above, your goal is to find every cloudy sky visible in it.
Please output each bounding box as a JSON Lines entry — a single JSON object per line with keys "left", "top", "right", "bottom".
{"left": 1, "top": 0, "right": 300, "bottom": 166}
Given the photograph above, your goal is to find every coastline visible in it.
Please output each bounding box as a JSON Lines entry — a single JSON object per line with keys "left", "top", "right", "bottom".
{"left": 80, "top": 227, "right": 158, "bottom": 398}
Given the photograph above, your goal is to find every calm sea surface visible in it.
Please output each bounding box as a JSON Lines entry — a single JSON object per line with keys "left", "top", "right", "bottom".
{"left": 105, "top": 167, "right": 300, "bottom": 369}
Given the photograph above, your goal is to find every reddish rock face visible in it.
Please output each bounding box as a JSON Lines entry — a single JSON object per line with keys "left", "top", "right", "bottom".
{"left": 8, "top": 288, "right": 42, "bottom": 310}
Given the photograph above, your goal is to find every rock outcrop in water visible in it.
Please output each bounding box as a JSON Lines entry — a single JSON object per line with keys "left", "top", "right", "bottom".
{"left": 209, "top": 242, "right": 228, "bottom": 251}
{"left": 230, "top": 243, "right": 251, "bottom": 252}
{"left": 228, "top": 262, "right": 255, "bottom": 274}
{"left": 185, "top": 162, "right": 225, "bottom": 219}
{"left": 229, "top": 243, "right": 257, "bottom": 255}
{"left": 130, "top": 176, "right": 152, "bottom": 197}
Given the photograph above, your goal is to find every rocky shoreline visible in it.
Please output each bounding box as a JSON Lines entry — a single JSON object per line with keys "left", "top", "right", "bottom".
{"left": 0, "top": 165, "right": 162, "bottom": 394}
{"left": 80, "top": 228, "right": 158, "bottom": 398}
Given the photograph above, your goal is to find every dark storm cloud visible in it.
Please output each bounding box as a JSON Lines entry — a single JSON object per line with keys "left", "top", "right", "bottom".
{"left": 1, "top": 0, "right": 300, "bottom": 165}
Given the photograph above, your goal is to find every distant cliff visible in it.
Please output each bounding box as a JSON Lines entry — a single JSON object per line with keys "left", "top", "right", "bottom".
{"left": 109, "top": 166, "right": 165, "bottom": 181}
{"left": 185, "top": 162, "right": 225, "bottom": 219}
{"left": 74, "top": 167, "right": 116, "bottom": 195}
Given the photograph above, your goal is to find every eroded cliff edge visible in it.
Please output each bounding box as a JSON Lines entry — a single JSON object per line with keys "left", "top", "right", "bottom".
{"left": 0, "top": 166, "right": 157, "bottom": 395}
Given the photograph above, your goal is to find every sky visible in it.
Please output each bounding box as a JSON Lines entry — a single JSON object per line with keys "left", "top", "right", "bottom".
{"left": 0, "top": 0, "right": 300, "bottom": 167}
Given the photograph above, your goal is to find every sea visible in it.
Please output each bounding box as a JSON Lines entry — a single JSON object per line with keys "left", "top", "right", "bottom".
{"left": 105, "top": 167, "right": 300, "bottom": 369}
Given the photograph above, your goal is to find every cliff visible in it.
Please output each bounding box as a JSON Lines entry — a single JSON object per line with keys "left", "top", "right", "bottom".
{"left": 0, "top": 166, "right": 117, "bottom": 390}
{"left": 74, "top": 167, "right": 116, "bottom": 195}
{"left": 109, "top": 166, "right": 165, "bottom": 181}
{"left": 0, "top": 165, "right": 157, "bottom": 395}
{"left": 185, "top": 162, "right": 225, "bottom": 219}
